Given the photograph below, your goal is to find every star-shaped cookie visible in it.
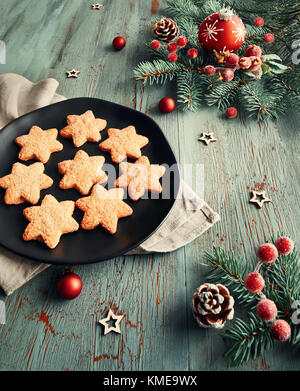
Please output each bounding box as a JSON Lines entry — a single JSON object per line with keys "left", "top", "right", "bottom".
{"left": 60, "top": 110, "right": 107, "bottom": 148}
{"left": 76, "top": 184, "right": 133, "bottom": 234}
{"left": 115, "top": 156, "right": 166, "bottom": 201}
{"left": 15, "top": 126, "right": 63, "bottom": 163}
{"left": 0, "top": 162, "right": 53, "bottom": 205}
{"left": 99, "top": 126, "right": 149, "bottom": 163}
{"left": 58, "top": 150, "right": 107, "bottom": 195}
{"left": 23, "top": 194, "right": 79, "bottom": 249}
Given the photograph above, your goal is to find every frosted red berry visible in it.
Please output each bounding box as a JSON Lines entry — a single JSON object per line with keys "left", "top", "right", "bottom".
{"left": 244, "top": 272, "right": 265, "bottom": 293}
{"left": 275, "top": 237, "right": 294, "bottom": 255}
{"left": 159, "top": 97, "right": 176, "bottom": 113}
{"left": 244, "top": 45, "right": 262, "bottom": 58}
{"left": 270, "top": 319, "right": 291, "bottom": 342}
{"left": 256, "top": 299, "right": 278, "bottom": 322}
{"left": 264, "top": 33, "right": 275, "bottom": 43}
{"left": 187, "top": 48, "right": 198, "bottom": 59}
{"left": 204, "top": 65, "right": 216, "bottom": 76}
{"left": 226, "top": 107, "right": 238, "bottom": 119}
{"left": 257, "top": 243, "right": 278, "bottom": 263}
{"left": 177, "top": 36, "right": 188, "bottom": 47}
{"left": 222, "top": 68, "right": 235, "bottom": 82}
{"left": 112, "top": 36, "right": 126, "bottom": 51}
{"left": 247, "top": 56, "right": 262, "bottom": 72}
{"left": 167, "top": 42, "right": 178, "bottom": 52}
{"left": 224, "top": 53, "right": 240, "bottom": 68}
{"left": 150, "top": 40, "right": 160, "bottom": 50}
{"left": 254, "top": 17, "right": 264, "bottom": 27}
{"left": 168, "top": 52, "right": 178, "bottom": 62}
{"left": 239, "top": 57, "right": 252, "bottom": 70}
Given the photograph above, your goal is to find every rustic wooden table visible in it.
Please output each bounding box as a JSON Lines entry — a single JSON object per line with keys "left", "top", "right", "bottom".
{"left": 0, "top": 0, "right": 299, "bottom": 371}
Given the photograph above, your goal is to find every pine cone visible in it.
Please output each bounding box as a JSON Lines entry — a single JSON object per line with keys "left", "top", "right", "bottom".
{"left": 153, "top": 18, "right": 179, "bottom": 42}
{"left": 192, "top": 283, "right": 234, "bottom": 329}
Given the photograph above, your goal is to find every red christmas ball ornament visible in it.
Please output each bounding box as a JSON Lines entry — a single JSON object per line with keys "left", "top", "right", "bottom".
{"left": 256, "top": 299, "right": 278, "bottom": 322}
{"left": 244, "top": 272, "right": 265, "bottom": 293}
{"left": 222, "top": 68, "right": 235, "bottom": 82}
{"left": 159, "top": 97, "right": 175, "bottom": 113}
{"left": 275, "top": 237, "right": 294, "bottom": 255}
{"left": 167, "top": 42, "right": 178, "bottom": 52}
{"left": 150, "top": 40, "right": 160, "bottom": 50}
{"left": 167, "top": 52, "right": 178, "bottom": 62}
{"left": 204, "top": 65, "right": 216, "bottom": 76}
{"left": 264, "top": 33, "right": 275, "bottom": 43}
{"left": 257, "top": 243, "right": 278, "bottom": 263}
{"left": 244, "top": 44, "right": 262, "bottom": 58}
{"left": 187, "top": 48, "right": 198, "bottom": 59}
{"left": 254, "top": 17, "right": 264, "bottom": 27}
{"left": 57, "top": 270, "right": 82, "bottom": 300}
{"left": 226, "top": 107, "right": 238, "bottom": 119}
{"left": 177, "top": 36, "right": 188, "bottom": 47}
{"left": 198, "top": 8, "right": 246, "bottom": 53}
{"left": 112, "top": 36, "right": 126, "bottom": 51}
{"left": 270, "top": 319, "right": 291, "bottom": 342}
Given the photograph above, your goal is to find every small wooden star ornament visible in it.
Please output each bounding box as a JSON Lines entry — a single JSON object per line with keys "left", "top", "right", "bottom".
{"left": 99, "top": 310, "right": 124, "bottom": 335}
{"left": 92, "top": 3, "right": 103, "bottom": 10}
{"left": 66, "top": 69, "right": 80, "bottom": 79}
{"left": 249, "top": 190, "right": 272, "bottom": 208}
{"left": 198, "top": 132, "right": 217, "bottom": 145}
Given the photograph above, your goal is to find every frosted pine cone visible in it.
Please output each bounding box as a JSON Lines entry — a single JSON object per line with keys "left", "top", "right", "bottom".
{"left": 192, "top": 283, "right": 234, "bottom": 329}
{"left": 153, "top": 18, "right": 179, "bottom": 42}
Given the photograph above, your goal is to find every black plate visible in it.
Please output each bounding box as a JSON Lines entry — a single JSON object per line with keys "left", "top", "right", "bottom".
{"left": 0, "top": 98, "right": 180, "bottom": 265}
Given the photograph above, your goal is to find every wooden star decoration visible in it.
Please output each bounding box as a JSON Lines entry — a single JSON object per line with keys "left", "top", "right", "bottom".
{"left": 66, "top": 69, "right": 80, "bottom": 78}
{"left": 99, "top": 309, "right": 124, "bottom": 336}
{"left": 92, "top": 3, "right": 103, "bottom": 10}
{"left": 249, "top": 190, "right": 272, "bottom": 208}
{"left": 198, "top": 132, "right": 217, "bottom": 145}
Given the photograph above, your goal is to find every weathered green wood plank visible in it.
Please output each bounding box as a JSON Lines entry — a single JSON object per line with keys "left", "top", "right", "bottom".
{"left": 0, "top": 0, "right": 299, "bottom": 371}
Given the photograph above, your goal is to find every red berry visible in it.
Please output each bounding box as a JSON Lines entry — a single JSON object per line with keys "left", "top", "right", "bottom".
{"left": 150, "top": 40, "right": 160, "bottom": 50}
{"left": 204, "top": 65, "right": 216, "bottom": 76}
{"left": 270, "top": 319, "right": 291, "bottom": 342}
{"left": 275, "top": 237, "right": 294, "bottom": 255}
{"left": 257, "top": 243, "right": 278, "bottom": 263}
{"left": 112, "top": 36, "right": 126, "bottom": 51}
{"left": 222, "top": 68, "right": 235, "bottom": 82}
{"left": 56, "top": 271, "right": 82, "bottom": 300}
{"left": 226, "top": 107, "right": 238, "bottom": 119}
{"left": 167, "top": 42, "right": 178, "bottom": 52}
{"left": 247, "top": 56, "right": 262, "bottom": 72}
{"left": 239, "top": 57, "right": 252, "bottom": 70}
{"left": 187, "top": 48, "right": 198, "bottom": 59}
{"left": 254, "top": 17, "right": 264, "bottom": 27}
{"left": 264, "top": 33, "right": 275, "bottom": 43}
{"left": 168, "top": 52, "right": 178, "bottom": 62}
{"left": 225, "top": 53, "right": 240, "bottom": 68}
{"left": 177, "top": 36, "right": 188, "bottom": 47}
{"left": 256, "top": 299, "right": 278, "bottom": 322}
{"left": 159, "top": 97, "right": 176, "bottom": 113}
{"left": 244, "top": 45, "right": 262, "bottom": 58}
{"left": 244, "top": 272, "right": 265, "bottom": 293}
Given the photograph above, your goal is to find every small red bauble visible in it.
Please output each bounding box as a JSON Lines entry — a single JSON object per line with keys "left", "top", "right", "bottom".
{"left": 177, "top": 36, "right": 188, "bottom": 47}
{"left": 264, "top": 33, "right": 275, "bottom": 43}
{"left": 57, "top": 271, "right": 82, "bottom": 300}
{"left": 224, "top": 53, "right": 240, "bottom": 68}
{"left": 270, "top": 319, "right": 291, "bottom": 342}
{"left": 244, "top": 44, "right": 262, "bottom": 58}
{"left": 112, "top": 36, "right": 126, "bottom": 51}
{"left": 239, "top": 57, "right": 252, "bottom": 70}
{"left": 275, "top": 237, "right": 294, "bottom": 255}
{"left": 204, "top": 65, "right": 216, "bottom": 76}
{"left": 187, "top": 48, "right": 198, "bottom": 59}
{"left": 256, "top": 299, "right": 278, "bottom": 322}
{"left": 244, "top": 272, "right": 265, "bottom": 293}
{"left": 159, "top": 97, "right": 175, "bottom": 113}
{"left": 198, "top": 9, "right": 246, "bottom": 53}
{"left": 226, "top": 107, "right": 238, "bottom": 119}
{"left": 167, "top": 52, "right": 178, "bottom": 62}
{"left": 150, "top": 40, "right": 160, "bottom": 50}
{"left": 222, "top": 68, "right": 235, "bottom": 82}
{"left": 257, "top": 243, "right": 278, "bottom": 263}
{"left": 167, "top": 42, "right": 178, "bottom": 52}
{"left": 254, "top": 17, "right": 264, "bottom": 27}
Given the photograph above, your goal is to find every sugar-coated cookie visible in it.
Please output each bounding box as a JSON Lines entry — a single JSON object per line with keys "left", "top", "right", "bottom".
{"left": 115, "top": 156, "right": 166, "bottom": 201}
{"left": 15, "top": 126, "right": 63, "bottom": 163}
{"left": 60, "top": 110, "right": 107, "bottom": 147}
{"left": 99, "top": 126, "right": 149, "bottom": 163}
{"left": 0, "top": 162, "right": 53, "bottom": 205}
{"left": 23, "top": 194, "right": 79, "bottom": 249}
{"left": 76, "top": 184, "right": 133, "bottom": 234}
{"left": 58, "top": 150, "right": 107, "bottom": 195}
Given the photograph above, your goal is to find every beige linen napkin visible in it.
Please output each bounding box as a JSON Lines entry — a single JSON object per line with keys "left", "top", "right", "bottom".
{"left": 0, "top": 73, "right": 220, "bottom": 295}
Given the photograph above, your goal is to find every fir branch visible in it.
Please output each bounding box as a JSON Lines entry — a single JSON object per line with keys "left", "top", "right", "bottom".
{"left": 134, "top": 60, "right": 187, "bottom": 85}
{"left": 177, "top": 70, "right": 203, "bottom": 111}
{"left": 206, "top": 79, "right": 242, "bottom": 110}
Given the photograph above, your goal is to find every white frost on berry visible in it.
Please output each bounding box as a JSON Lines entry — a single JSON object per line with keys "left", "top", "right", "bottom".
{"left": 201, "top": 19, "right": 224, "bottom": 42}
